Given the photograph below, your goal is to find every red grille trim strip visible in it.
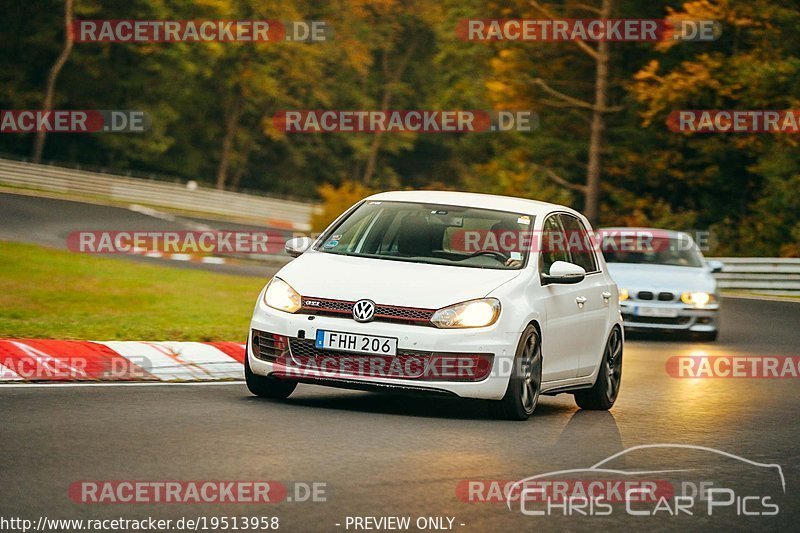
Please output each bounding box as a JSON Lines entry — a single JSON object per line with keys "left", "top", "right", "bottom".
{"left": 300, "top": 296, "right": 436, "bottom": 325}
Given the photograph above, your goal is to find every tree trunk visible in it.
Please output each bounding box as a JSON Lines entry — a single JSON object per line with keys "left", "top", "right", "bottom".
{"left": 216, "top": 98, "right": 243, "bottom": 190}
{"left": 584, "top": 0, "right": 612, "bottom": 225}
{"left": 229, "top": 135, "right": 255, "bottom": 190}
{"left": 362, "top": 88, "right": 392, "bottom": 186}
{"left": 361, "top": 43, "right": 416, "bottom": 186}
{"left": 32, "top": 0, "right": 74, "bottom": 163}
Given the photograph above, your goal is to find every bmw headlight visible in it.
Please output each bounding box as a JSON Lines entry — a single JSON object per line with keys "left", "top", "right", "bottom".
{"left": 431, "top": 298, "right": 501, "bottom": 329}
{"left": 263, "top": 277, "right": 302, "bottom": 313}
{"left": 680, "top": 291, "right": 715, "bottom": 306}
{"left": 619, "top": 288, "right": 629, "bottom": 302}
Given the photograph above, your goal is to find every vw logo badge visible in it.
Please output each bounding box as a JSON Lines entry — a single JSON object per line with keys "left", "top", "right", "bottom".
{"left": 352, "top": 299, "right": 376, "bottom": 322}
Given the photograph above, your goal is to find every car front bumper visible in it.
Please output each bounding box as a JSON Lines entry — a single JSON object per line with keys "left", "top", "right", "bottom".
{"left": 248, "top": 303, "right": 519, "bottom": 400}
{"left": 619, "top": 301, "right": 719, "bottom": 332}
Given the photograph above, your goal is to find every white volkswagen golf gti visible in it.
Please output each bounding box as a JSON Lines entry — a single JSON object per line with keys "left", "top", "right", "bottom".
{"left": 247, "top": 191, "right": 623, "bottom": 420}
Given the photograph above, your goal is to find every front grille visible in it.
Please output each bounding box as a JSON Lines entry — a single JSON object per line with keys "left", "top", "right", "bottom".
{"left": 657, "top": 291, "right": 675, "bottom": 301}
{"left": 304, "top": 299, "right": 351, "bottom": 313}
{"left": 622, "top": 314, "right": 691, "bottom": 325}
{"left": 252, "top": 330, "right": 289, "bottom": 361}
{"left": 300, "top": 297, "right": 435, "bottom": 326}
{"left": 637, "top": 291, "right": 654, "bottom": 300}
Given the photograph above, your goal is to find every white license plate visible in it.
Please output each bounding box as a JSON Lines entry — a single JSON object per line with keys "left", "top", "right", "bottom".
{"left": 635, "top": 306, "right": 679, "bottom": 318}
{"left": 315, "top": 330, "right": 398, "bottom": 356}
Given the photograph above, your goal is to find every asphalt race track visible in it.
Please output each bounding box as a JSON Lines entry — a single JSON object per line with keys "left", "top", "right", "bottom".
{"left": 1, "top": 297, "right": 798, "bottom": 532}
{"left": 0, "top": 191, "right": 288, "bottom": 277}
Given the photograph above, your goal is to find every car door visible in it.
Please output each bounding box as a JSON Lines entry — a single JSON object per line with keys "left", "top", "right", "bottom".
{"left": 538, "top": 214, "right": 584, "bottom": 381}
{"left": 559, "top": 214, "right": 612, "bottom": 377}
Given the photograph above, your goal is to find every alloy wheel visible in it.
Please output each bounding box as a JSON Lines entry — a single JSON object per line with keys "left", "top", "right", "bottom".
{"left": 519, "top": 333, "right": 542, "bottom": 414}
{"left": 604, "top": 329, "right": 623, "bottom": 402}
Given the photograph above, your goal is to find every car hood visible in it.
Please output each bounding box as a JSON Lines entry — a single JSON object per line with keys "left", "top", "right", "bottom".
{"left": 607, "top": 262, "right": 717, "bottom": 293}
{"left": 276, "top": 251, "right": 522, "bottom": 309}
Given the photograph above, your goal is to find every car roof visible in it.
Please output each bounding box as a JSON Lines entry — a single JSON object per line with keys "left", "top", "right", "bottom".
{"left": 365, "top": 190, "right": 578, "bottom": 218}
{"left": 599, "top": 227, "right": 692, "bottom": 239}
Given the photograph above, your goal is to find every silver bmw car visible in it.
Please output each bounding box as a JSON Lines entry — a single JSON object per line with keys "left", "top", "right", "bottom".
{"left": 600, "top": 228, "right": 722, "bottom": 341}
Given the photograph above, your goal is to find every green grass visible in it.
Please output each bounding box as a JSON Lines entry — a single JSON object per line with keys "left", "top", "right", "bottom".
{"left": 0, "top": 241, "right": 267, "bottom": 341}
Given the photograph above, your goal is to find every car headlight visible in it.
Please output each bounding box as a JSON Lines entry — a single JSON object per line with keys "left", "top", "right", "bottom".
{"left": 263, "top": 277, "right": 302, "bottom": 313}
{"left": 680, "top": 291, "right": 715, "bottom": 306}
{"left": 619, "top": 288, "right": 629, "bottom": 302}
{"left": 431, "top": 298, "right": 501, "bottom": 329}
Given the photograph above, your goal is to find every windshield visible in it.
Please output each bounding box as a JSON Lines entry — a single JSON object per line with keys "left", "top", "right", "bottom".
{"left": 316, "top": 201, "right": 534, "bottom": 270}
{"left": 603, "top": 236, "right": 705, "bottom": 268}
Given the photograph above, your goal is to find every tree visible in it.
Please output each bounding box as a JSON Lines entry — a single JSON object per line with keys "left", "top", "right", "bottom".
{"left": 31, "top": 0, "right": 73, "bottom": 163}
{"left": 526, "top": 0, "right": 620, "bottom": 224}
{"left": 629, "top": 0, "right": 800, "bottom": 255}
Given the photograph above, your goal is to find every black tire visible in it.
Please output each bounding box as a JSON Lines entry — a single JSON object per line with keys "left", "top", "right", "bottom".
{"left": 489, "top": 326, "right": 542, "bottom": 421}
{"left": 574, "top": 328, "right": 622, "bottom": 410}
{"left": 245, "top": 353, "right": 297, "bottom": 399}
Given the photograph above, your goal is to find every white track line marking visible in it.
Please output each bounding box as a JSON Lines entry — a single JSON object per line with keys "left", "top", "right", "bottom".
{"left": 129, "top": 204, "right": 175, "bottom": 221}
{"left": 128, "top": 204, "right": 212, "bottom": 231}
{"left": 722, "top": 293, "right": 800, "bottom": 303}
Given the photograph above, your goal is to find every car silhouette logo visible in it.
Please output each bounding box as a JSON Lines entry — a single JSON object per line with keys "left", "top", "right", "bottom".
{"left": 505, "top": 443, "right": 786, "bottom": 511}
{"left": 352, "top": 299, "right": 376, "bottom": 322}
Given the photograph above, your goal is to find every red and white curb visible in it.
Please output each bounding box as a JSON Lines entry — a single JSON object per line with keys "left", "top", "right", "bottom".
{"left": 0, "top": 339, "right": 246, "bottom": 383}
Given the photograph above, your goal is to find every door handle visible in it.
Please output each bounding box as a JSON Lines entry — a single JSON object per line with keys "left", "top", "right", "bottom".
{"left": 575, "top": 296, "right": 587, "bottom": 308}
{"left": 602, "top": 291, "right": 612, "bottom": 302}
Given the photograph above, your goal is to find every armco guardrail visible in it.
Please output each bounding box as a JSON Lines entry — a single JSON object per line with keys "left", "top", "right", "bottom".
{"left": 712, "top": 257, "right": 800, "bottom": 295}
{"left": 0, "top": 158, "right": 316, "bottom": 231}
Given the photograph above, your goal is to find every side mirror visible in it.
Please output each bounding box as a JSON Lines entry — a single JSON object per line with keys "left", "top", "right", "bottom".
{"left": 285, "top": 236, "right": 312, "bottom": 258}
{"left": 707, "top": 260, "right": 724, "bottom": 273}
{"left": 541, "top": 261, "right": 586, "bottom": 285}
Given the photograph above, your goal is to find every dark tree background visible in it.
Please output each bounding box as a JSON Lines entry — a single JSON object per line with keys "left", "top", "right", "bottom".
{"left": 1, "top": 0, "right": 798, "bottom": 255}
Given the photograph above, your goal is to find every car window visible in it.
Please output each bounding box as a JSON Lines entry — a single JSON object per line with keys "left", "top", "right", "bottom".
{"left": 442, "top": 217, "right": 495, "bottom": 252}
{"left": 559, "top": 214, "right": 599, "bottom": 273}
{"left": 602, "top": 235, "right": 704, "bottom": 268}
{"left": 316, "top": 200, "right": 534, "bottom": 270}
{"left": 539, "top": 214, "right": 569, "bottom": 275}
